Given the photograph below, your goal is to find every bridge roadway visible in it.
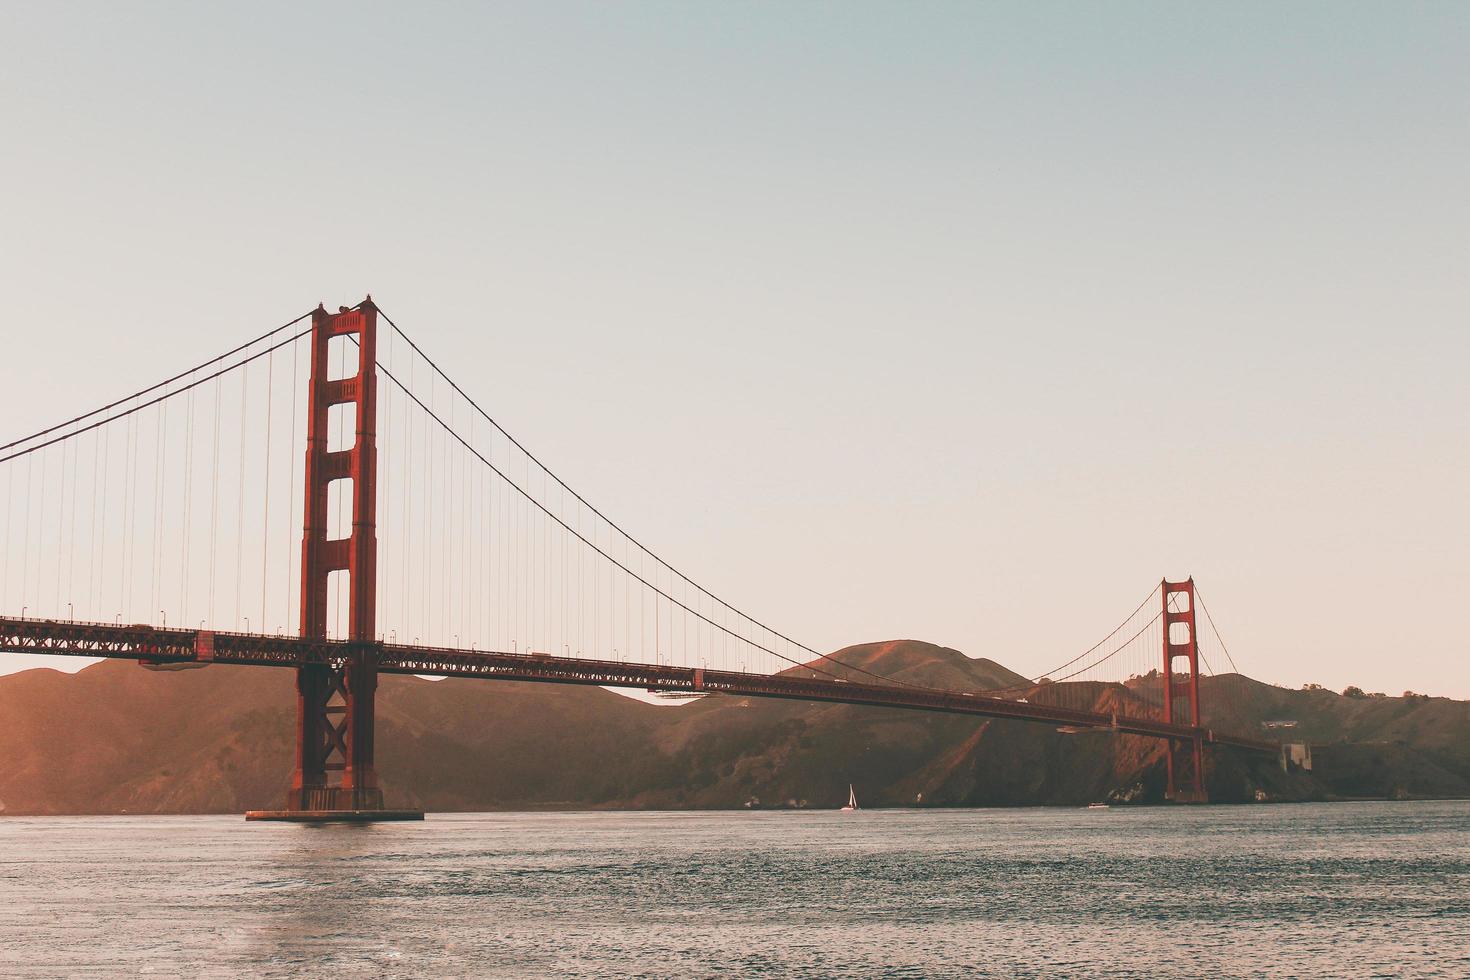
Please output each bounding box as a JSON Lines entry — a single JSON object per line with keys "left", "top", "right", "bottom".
{"left": 0, "top": 617, "right": 1277, "bottom": 754}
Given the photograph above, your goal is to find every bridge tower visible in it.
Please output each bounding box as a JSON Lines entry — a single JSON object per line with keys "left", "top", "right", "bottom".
{"left": 250, "top": 298, "right": 419, "bottom": 820}
{"left": 1161, "top": 578, "right": 1207, "bottom": 802}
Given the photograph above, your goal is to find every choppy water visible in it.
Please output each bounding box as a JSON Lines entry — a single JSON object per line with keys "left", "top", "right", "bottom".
{"left": 1, "top": 802, "right": 1467, "bottom": 978}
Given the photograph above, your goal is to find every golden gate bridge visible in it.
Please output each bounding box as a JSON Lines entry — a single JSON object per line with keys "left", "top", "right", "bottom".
{"left": 0, "top": 298, "right": 1278, "bottom": 819}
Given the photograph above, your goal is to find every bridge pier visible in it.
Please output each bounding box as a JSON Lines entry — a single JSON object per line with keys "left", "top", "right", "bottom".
{"left": 246, "top": 299, "right": 421, "bottom": 823}
{"left": 1165, "top": 733, "right": 1208, "bottom": 804}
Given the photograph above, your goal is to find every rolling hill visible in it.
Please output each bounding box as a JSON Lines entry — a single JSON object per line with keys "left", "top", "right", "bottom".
{"left": 1, "top": 640, "right": 1465, "bottom": 814}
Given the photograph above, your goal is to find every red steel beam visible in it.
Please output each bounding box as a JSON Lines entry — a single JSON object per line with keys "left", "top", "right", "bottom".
{"left": 0, "top": 616, "right": 1279, "bottom": 754}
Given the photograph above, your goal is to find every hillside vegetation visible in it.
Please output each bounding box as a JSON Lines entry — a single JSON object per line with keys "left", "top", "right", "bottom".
{"left": 1, "top": 641, "right": 1465, "bottom": 814}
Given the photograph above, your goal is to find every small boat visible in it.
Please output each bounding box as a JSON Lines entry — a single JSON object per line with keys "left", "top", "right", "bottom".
{"left": 839, "top": 784, "right": 858, "bottom": 812}
{"left": 1087, "top": 802, "right": 1110, "bottom": 810}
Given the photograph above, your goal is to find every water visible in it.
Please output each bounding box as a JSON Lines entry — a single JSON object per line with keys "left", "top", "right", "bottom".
{"left": 1, "top": 802, "right": 1467, "bottom": 978}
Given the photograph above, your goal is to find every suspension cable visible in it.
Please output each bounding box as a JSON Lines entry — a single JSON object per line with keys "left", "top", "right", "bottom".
{"left": 969, "top": 583, "right": 1163, "bottom": 696}
{"left": 1037, "top": 610, "right": 1164, "bottom": 686}
{"left": 369, "top": 354, "right": 857, "bottom": 681}
{"left": 0, "top": 327, "right": 312, "bottom": 467}
{"left": 0, "top": 312, "right": 311, "bottom": 455}
{"left": 369, "top": 306, "right": 920, "bottom": 685}
{"left": 1025, "top": 582, "right": 1160, "bottom": 684}
{"left": 1193, "top": 585, "right": 1241, "bottom": 674}
{"left": 365, "top": 310, "right": 1177, "bottom": 698}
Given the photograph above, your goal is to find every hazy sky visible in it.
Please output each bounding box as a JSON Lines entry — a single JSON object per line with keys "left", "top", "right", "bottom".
{"left": 2, "top": 3, "right": 1466, "bottom": 697}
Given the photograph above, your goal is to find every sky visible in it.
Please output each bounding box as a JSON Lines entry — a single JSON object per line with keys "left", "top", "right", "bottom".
{"left": 1, "top": 2, "right": 1466, "bottom": 698}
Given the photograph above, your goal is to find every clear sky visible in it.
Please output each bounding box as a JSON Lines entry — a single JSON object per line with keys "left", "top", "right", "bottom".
{"left": 2, "top": 2, "right": 1466, "bottom": 697}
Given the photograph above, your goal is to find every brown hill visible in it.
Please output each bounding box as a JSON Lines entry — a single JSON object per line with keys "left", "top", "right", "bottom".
{"left": 0, "top": 642, "right": 1465, "bottom": 814}
{"left": 1191, "top": 673, "right": 1470, "bottom": 799}
{"left": 797, "top": 640, "right": 1029, "bottom": 690}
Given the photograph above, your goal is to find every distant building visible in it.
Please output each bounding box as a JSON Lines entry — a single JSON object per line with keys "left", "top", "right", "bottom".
{"left": 1280, "top": 743, "right": 1313, "bottom": 772}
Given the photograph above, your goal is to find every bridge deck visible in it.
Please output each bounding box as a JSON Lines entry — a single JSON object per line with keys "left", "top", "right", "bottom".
{"left": 0, "top": 617, "right": 1277, "bottom": 753}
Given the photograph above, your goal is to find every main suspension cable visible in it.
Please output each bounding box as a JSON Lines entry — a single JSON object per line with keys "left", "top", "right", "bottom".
{"left": 1193, "top": 584, "right": 1241, "bottom": 674}
{"left": 970, "top": 583, "right": 1163, "bottom": 696}
{"left": 370, "top": 354, "right": 850, "bottom": 681}
{"left": 370, "top": 306, "right": 923, "bottom": 687}
{"left": 0, "top": 326, "right": 312, "bottom": 467}
{"left": 1036, "top": 610, "right": 1164, "bottom": 686}
{"left": 0, "top": 312, "right": 311, "bottom": 455}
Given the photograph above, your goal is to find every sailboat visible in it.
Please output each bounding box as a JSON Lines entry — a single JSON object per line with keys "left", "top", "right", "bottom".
{"left": 839, "top": 784, "right": 858, "bottom": 812}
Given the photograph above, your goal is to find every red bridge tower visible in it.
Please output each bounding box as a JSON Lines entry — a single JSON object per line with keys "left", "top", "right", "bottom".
{"left": 248, "top": 299, "right": 420, "bottom": 821}
{"left": 1161, "top": 578, "right": 1207, "bottom": 802}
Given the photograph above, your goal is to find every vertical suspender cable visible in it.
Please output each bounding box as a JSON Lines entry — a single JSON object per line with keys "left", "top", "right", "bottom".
{"left": 98, "top": 427, "right": 109, "bottom": 615}
{"left": 37, "top": 449, "right": 49, "bottom": 615}
{"left": 180, "top": 388, "right": 194, "bottom": 621}
{"left": 235, "top": 363, "right": 248, "bottom": 627}
{"left": 1, "top": 454, "right": 12, "bottom": 609}
{"left": 383, "top": 330, "right": 394, "bottom": 640}
{"left": 208, "top": 372, "right": 222, "bottom": 626}
{"left": 285, "top": 336, "right": 298, "bottom": 633}
{"left": 54, "top": 432, "right": 66, "bottom": 612}
{"left": 261, "top": 344, "right": 274, "bottom": 630}
{"left": 151, "top": 400, "right": 164, "bottom": 623}
{"left": 125, "top": 401, "right": 140, "bottom": 618}
{"left": 402, "top": 354, "right": 412, "bottom": 639}
{"left": 117, "top": 410, "right": 128, "bottom": 617}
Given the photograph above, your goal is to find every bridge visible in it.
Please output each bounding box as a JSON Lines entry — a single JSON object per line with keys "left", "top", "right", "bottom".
{"left": 0, "top": 298, "right": 1279, "bottom": 818}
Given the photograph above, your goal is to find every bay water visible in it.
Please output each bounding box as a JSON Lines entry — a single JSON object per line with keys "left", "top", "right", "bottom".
{"left": 1, "top": 801, "right": 1467, "bottom": 977}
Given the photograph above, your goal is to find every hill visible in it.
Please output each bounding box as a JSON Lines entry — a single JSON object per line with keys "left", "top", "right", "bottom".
{"left": 0, "top": 641, "right": 1466, "bottom": 814}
